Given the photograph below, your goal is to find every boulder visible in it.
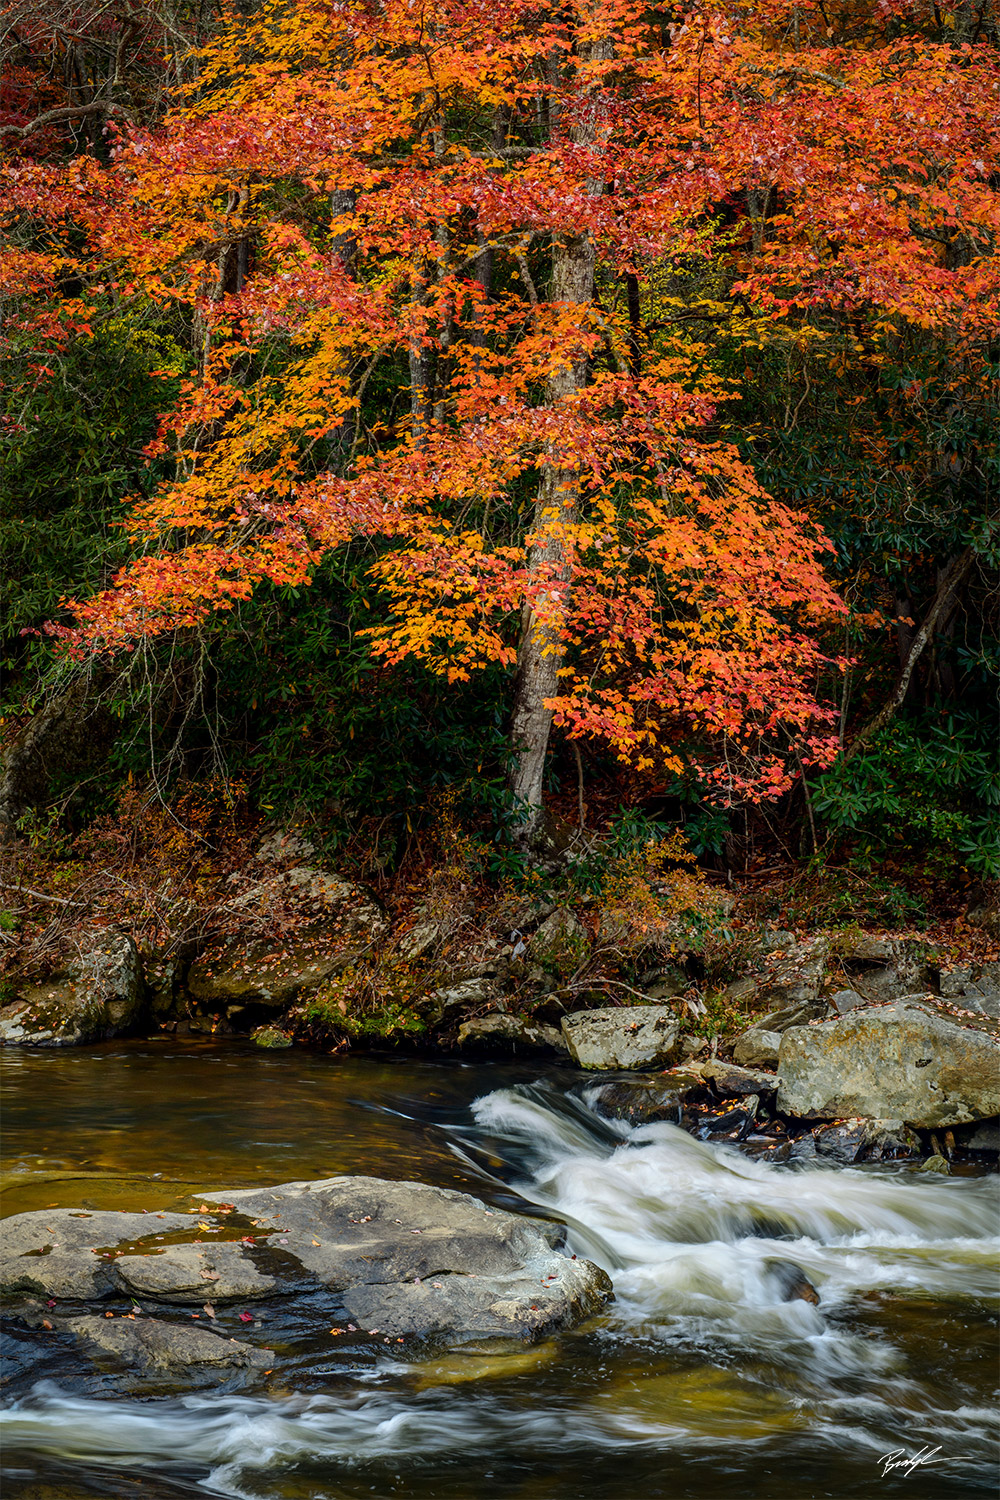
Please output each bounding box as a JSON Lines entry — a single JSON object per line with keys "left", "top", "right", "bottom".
{"left": 561, "top": 1006, "right": 681, "bottom": 1071}
{"left": 758, "top": 935, "right": 829, "bottom": 1009}
{"left": 398, "top": 920, "right": 444, "bottom": 961}
{"left": 777, "top": 999, "right": 1000, "bottom": 1127}
{"left": 457, "top": 1012, "right": 567, "bottom": 1053}
{"left": 186, "top": 936, "right": 354, "bottom": 1010}
{"left": 962, "top": 1119, "right": 1000, "bottom": 1153}
{"left": 255, "top": 828, "right": 317, "bottom": 864}
{"left": 732, "top": 1026, "right": 781, "bottom": 1067}
{"left": 207, "top": 1177, "right": 611, "bottom": 1342}
{"left": 1, "top": 1176, "right": 611, "bottom": 1352}
{"left": 64, "top": 1313, "right": 272, "bottom": 1373}
{"left": 812, "top": 1117, "right": 920, "bottom": 1166}
{"left": 0, "top": 933, "right": 144, "bottom": 1047}
{"left": 422, "top": 976, "right": 499, "bottom": 1027}
{"left": 938, "top": 964, "right": 1000, "bottom": 1021}
{"left": 828, "top": 989, "right": 868, "bottom": 1015}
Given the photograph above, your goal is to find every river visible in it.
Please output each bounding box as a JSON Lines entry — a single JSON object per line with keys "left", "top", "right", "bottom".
{"left": 1, "top": 1038, "right": 997, "bottom": 1498}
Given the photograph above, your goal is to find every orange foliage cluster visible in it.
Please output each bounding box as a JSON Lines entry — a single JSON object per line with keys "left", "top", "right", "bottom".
{"left": 3, "top": 0, "right": 997, "bottom": 797}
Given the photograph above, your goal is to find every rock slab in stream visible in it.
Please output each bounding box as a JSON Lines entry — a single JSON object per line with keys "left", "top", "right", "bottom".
{"left": 561, "top": 1006, "right": 681, "bottom": 1071}
{"left": 206, "top": 1177, "right": 611, "bottom": 1340}
{"left": 777, "top": 1000, "right": 1000, "bottom": 1127}
{"left": 0, "top": 1176, "right": 611, "bottom": 1355}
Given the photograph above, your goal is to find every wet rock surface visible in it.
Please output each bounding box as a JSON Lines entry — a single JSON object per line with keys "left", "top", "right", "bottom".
{"left": 0, "top": 1175, "right": 612, "bottom": 1396}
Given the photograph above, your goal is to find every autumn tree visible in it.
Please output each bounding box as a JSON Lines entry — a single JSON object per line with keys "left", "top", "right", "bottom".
{"left": 4, "top": 0, "right": 997, "bottom": 841}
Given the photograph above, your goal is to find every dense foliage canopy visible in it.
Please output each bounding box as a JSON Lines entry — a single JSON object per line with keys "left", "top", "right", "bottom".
{"left": 2, "top": 0, "right": 997, "bottom": 874}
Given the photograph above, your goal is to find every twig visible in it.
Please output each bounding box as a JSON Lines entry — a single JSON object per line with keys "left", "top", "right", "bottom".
{"left": 0, "top": 882, "right": 88, "bottom": 907}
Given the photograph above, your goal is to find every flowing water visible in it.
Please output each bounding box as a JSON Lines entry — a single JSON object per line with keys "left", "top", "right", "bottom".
{"left": 1, "top": 1039, "right": 997, "bottom": 1499}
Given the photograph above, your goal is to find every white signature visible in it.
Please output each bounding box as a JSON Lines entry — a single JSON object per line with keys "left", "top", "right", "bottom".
{"left": 878, "top": 1445, "right": 972, "bottom": 1479}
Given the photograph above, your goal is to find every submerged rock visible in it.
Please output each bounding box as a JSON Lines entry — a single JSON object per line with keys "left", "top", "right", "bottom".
{"left": 561, "top": 1006, "right": 681, "bottom": 1071}
{"left": 777, "top": 999, "right": 1000, "bottom": 1127}
{"left": 63, "top": 1312, "right": 272, "bottom": 1373}
{"left": 0, "top": 933, "right": 145, "bottom": 1047}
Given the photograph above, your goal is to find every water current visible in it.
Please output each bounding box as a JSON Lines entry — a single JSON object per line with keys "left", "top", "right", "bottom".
{"left": 1, "top": 1039, "right": 997, "bottom": 1499}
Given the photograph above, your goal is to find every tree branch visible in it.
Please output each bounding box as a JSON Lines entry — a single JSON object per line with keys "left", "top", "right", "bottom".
{"left": 0, "top": 102, "right": 119, "bottom": 140}
{"left": 846, "top": 546, "right": 975, "bottom": 757}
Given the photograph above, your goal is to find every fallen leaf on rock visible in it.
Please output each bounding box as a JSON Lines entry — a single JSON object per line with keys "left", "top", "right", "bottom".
{"left": 203, "top": 1303, "right": 216, "bottom": 1318}
{"left": 238, "top": 1312, "right": 253, "bottom": 1322}
{"left": 41, "top": 1320, "right": 53, "bottom": 1330}
{"left": 104, "top": 1312, "right": 114, "bottom": 1319}
{"left": 200, "top": 1270, "right": 220, "bottom": 1281}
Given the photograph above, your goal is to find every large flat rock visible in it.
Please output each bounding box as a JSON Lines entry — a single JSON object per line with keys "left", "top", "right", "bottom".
{"left": 1, "top": 1176, "right": 611, "bottom": 1358}
{"left": 777, "top": 999, "right": 1000, "bottom": 1127}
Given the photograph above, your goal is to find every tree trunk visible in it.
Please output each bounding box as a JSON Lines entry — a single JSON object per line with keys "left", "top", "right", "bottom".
{"left": 846, "top": 547, "right": 975, "bottom": 757}
{"left": 506, "top": 37, "right": 611, "bottom": 837}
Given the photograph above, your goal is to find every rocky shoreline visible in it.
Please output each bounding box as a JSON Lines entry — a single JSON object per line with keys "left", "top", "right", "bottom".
{"left": 2, "top": 834, "right": 998, "bottom": 1166}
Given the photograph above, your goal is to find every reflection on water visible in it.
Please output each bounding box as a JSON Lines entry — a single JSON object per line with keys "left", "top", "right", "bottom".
{"left": 2, "top": 1041, "right": 998, "bottom": 1499}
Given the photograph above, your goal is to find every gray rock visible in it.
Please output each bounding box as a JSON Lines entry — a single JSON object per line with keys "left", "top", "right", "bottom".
{"left": 813, "top": 1117, "right": 920, "bottom": 1166}
{"left": 423, "top": 976, "right": 498, "bottom": 1027}
{"left": 187, "top": 935, "right": 356, "bottom": 1010}
{"left": 839, "top": 945, "right": 932, "bottom": 1006}
{"left": 203, "top": 1176, "right": 611, "bottom": 1342}
{"left": 1, "top": 1209, "right": 191, "bottom": 1300}
{"left": 530, "top": 908, "right": 588, "bottom": 961}
{"left": 457, "top": 1012, "right": 567, "bottom": 1053}
{"left": 832, "top": 933, "right": 898, "bottom": 965}
{"left": 561, "top": 1006, "right": 681, "bottom": 1071}
{"left": 721, "top": 975, "right": 759, "bottom": 1005}
{"left": 828, "top": 989, "right": 868, "bottom": 1015}
{"left": 256, "top": 829, "right": 317, "bottom": 864}
{"left": 777, "top": 1000, "right": 1000, "bottom": 1127}
{"left": 937, "top": 964, "right": 1000, "bottom": 1021}
{"left": 758, "top": 935, "right": 829, "bottom": 1008}
{"left": 700, "top": 1060, "right": 777, "bottom": 1097}
{"left": 114, "top": 1241, "right": 278, "bottom": 1304}
{"left": 732, "top": 1027, "right": 781, "bottom": 1067}
{"left": 0, "top": 933, "right": 144, "bottom": 1047}
{"left": 398, "top": 921, "right": 443, "bottom": 961}
{"left": 62, "top": 1314, "right": 272, "bottom": 1373}
{"left": 643, "top": 966, "right": 689, "bottom": 1001}
{"left": 1, "top": 1177, "right": 612, "bottom": 1351}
